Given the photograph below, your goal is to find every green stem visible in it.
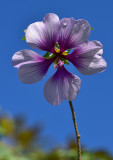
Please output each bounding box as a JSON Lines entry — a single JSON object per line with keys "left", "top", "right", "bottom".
{"left": 69, "top": 101, "right": 81, "bottom": 160}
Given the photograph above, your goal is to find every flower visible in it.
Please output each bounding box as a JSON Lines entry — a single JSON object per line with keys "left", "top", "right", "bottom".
{"left": 12, "top": 13, "right": 107, "bottom": 106}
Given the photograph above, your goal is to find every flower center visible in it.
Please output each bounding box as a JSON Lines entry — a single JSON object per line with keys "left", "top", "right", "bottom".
{"left": 54, "top": 43, "right": 69, "bottom": 69}
{"left": 54, "top": 58, "right": 64, "bottom": 69}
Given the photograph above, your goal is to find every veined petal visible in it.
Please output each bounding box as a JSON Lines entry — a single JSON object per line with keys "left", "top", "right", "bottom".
{"left": 12, "top": 49, "right": 44, "bottom": 68}
{"left": 44, "top": 66, "right": 81, "bottom": 106}
{"left": 18, "top": 60, "right": 52, "bottom": 84}
{"left": 66, "top": 41, "right": 107, "bottom": 75}
{"left": 26, "top": 13, "right": 60, "bottom": 52}
{"left": 58, "top": 18, "right": 91, "bottom": 52}
{"left": 12, "top": 49, "right": 54, "bottom": 84}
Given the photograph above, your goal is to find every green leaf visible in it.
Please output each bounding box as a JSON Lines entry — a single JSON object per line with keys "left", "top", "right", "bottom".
{"left": 21, "top": 29, "right": 26, "bottom": 40}
{"left": 91, "top": 27, "right": 94, "bottom": 30}
{"left": 64, "top": 59, "right": 69, "bottom": 65}
{"left": 43, "top": 52, "right": 51, "bottom": 58}
{"left": 22, "top": 36, "right": 26, "bottom": 40}
{"left": 62, "top": 57, "right": 69, "bottom": 65}
{"left": 43, "top": 52, "right": 56, "bottom": 59}
{"left": 49, "top": 54, "right": 56, "bottom": 59}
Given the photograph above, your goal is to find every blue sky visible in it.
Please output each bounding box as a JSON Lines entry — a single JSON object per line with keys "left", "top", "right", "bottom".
{"left": 0, "top": 0, "right": 113, "bottom": 154}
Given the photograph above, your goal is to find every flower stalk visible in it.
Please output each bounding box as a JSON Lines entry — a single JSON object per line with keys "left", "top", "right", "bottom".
{"left": 69, "top": 101, "right": 81, "bottom": 160}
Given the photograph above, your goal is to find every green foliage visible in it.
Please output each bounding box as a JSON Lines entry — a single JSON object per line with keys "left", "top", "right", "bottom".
{"left": 22, "top": 36, "right": 26, "bottom": 40}
{"left": 43, "top": 52, "right": 51, "bottom": 58}
{"left": 0, "top": 114, "right": 42, "bottom": 150}
{"left": 0, "top": 143, "right": 112, "bottom": 160}
{"left": 43, "top": 52, "right": 56, "bottom": 59}
{"left": 91, "top": 27, "right": 94, "bottom": 30}
{"left": 61, "top": 58, "right": 69, "bottom": 65}
{"left": 0, "top": 112, "right": 112, "bottom": 160}
{"left": 0, "top": 143, "right": 29, "bottom": 160}
{"left": 22, "top": 29, "right": 26, "bottom": 40}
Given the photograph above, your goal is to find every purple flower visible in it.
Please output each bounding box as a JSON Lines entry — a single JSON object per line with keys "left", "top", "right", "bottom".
{"left": 12, "top": 13, "right": 107, "bottom": 106}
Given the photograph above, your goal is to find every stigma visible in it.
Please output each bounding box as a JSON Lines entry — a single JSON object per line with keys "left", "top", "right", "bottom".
{"left": 54, "top": 58, "right": 64, "bottom": 69}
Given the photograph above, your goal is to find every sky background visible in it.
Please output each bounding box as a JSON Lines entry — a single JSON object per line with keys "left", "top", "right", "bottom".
{"left": 0, "top": 0, "right": 113, "bottom": 154}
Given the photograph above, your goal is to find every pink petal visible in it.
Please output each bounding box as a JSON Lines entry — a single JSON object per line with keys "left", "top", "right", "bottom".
{"left": 12, "top": 49, "right": 54, "bottom": 84}
{"left": 26, "top": 13, "right": 60, "bottom": 52}
{"left": 66, "top": 41, "right": 107, "bottom": 75}
{"left": 44, "top": 66, "right": 81, "bottom": 105}
{"left": 12, "top": 49, "right": 44, "bottom": 68}
{"left": 58, "top": 18, "right": 91, "bottom": 52}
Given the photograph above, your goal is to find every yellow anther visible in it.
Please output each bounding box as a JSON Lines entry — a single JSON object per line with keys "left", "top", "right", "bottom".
{"left": 62, "top": 51, "right": 68, "bottom": 56}
{"left": 54, "top": 46, "right": 60, "bottom": 53}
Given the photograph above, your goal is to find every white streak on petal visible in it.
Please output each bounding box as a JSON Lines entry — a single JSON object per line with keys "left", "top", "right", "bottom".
{"left": 12, "top": 49, "right": 44, "bottom": 68}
